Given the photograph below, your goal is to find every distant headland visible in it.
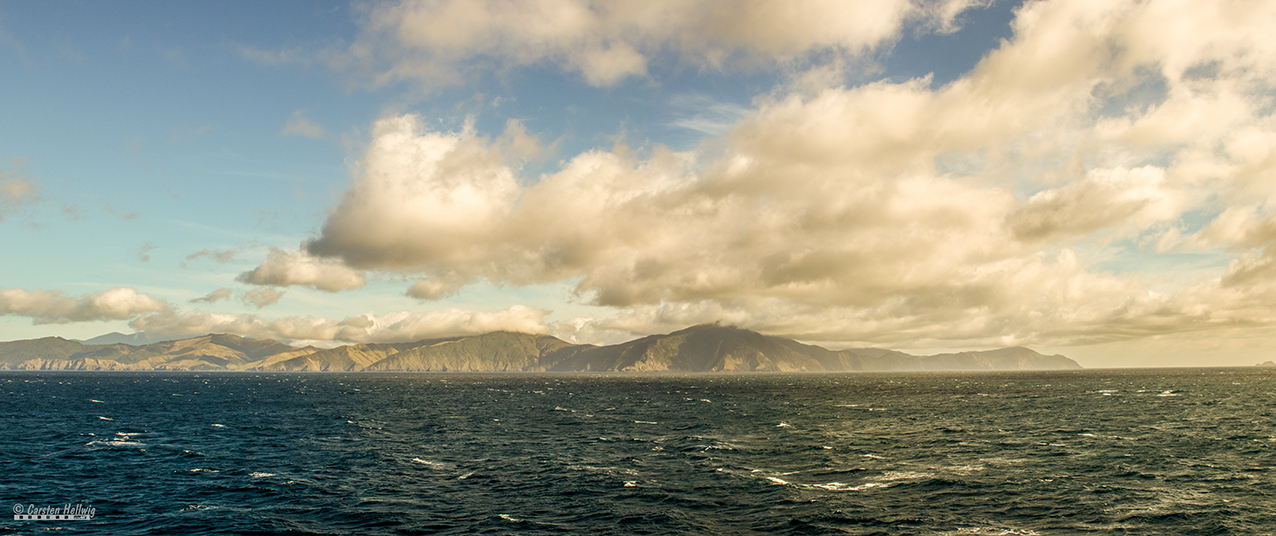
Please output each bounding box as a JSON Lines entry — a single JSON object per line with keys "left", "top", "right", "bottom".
{"left": 0, "top": 324, "right": 1081, "bottom": 372}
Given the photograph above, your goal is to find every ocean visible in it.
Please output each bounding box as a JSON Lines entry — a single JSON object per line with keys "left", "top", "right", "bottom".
{"left": 2, "top": 369, "right": 1273, "bottom": 534}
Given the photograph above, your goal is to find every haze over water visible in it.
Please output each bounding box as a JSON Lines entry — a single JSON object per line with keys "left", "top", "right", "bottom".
{"left": 4, "top": 369, "right": 1274, "bottom": 534}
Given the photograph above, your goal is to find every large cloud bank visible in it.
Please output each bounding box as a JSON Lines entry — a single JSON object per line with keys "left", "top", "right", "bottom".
{"left": 260, "top": 0, "right": 1276, "bottom": 348}
{"left": 18, "top": 0, "right": 1273, "bottom": 352}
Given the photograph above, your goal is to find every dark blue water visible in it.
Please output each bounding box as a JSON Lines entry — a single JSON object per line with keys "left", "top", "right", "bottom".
{"left": 2, "top": 369, "right": 1274, "bottom": 534}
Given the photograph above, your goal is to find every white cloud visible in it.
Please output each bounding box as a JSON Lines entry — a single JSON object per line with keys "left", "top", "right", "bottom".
{"left": 406, "top": 273, "right": 470, "bottom": 301}
{"left": 0, "top": 288, "right": 169, "bottom": 325}
{"left": 244, "top": 0, "right": 1276, "bottom": 351}
{"left": 344, "top": 0, "right": 980, "bottom": 88}
{"left": 305, "top": 116, "right": 522, "bottom": 269}
{"left": 1007, "top": 166, "right": 1184, "bottom": 241}
{"left": 237, "top": 248, "right": 367, "bottom": 292}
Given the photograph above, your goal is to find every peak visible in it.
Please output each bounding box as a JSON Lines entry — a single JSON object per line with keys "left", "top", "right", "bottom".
{"left": 210, "top": 333, "right": 247, "bottom": 341}
{"left": 676, "top": 323, "right": 749, "bottom": 334}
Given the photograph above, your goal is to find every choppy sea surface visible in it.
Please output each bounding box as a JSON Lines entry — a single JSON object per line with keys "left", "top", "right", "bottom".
{"left": 2, "top": 369, "right": 1274, "bottom": 535}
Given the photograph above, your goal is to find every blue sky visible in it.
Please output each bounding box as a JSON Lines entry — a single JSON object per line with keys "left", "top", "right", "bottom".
{"left": 3, "top": 0, "right": 1276, "bottom": 367}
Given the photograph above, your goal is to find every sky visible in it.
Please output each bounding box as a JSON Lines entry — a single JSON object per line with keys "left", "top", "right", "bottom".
{"left": 2, "top": 0, "right": 1275, "bottom": 368}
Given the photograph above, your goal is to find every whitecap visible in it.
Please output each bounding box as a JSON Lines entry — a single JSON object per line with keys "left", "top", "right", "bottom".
{"left": 949, "top": 527, "right": 1041, "bottom": 535}
{"left": 874, "top": 471, "right": 931, "bottom": 482}
{"left": 249, "top": 472, "right": 275, "bottom": 478}
{"left": 766, "top": 476, "right": 790, "bottom": 485}
{"left": 190, "top": 468, "right": 219, "bottom": 473}
{"left": 86, "top": 440, "right": 142, "bottom": 448}
{"left": 944, "top": 465, "right": 986, "bottom": 473}
{"left": 498, "top": 514, "right": 521, "bottom": 522}
{"left": 813, "top": 482, "right": 885, "bottom": 491}
{"left": 776, "top": 422, "right": 791, "bottom": 428}
{"left": 633, "top": 420, "right": 658, "bottom": 425}
{"left": 97, "top": 416, "right": 114, "bottom": 421}
{"left": 623, "top": 481, "right": 638, "bottom": 487}
{"left": 210, "top": 424, "right": 227, "bottom": 428}
{"left": 88, "top": 399, "right": 104, "bottom": 403}
{"left": 457, "top": 472, "right": 474, "bottom": 480}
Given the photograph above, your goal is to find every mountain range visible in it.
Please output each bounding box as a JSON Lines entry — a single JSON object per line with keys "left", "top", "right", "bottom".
{"left": 0, "top": 324, "right": 1081, "bottom": 372}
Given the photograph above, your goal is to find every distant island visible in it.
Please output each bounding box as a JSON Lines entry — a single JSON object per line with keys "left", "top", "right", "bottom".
{"left": 0, "top": 324, "right": 1081, "bottom": 372}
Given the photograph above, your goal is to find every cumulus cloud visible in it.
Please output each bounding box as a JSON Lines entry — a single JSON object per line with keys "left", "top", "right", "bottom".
{"left": 239, "top": 0, "right": 1276, "bottom": 350}
{"left": 237, "top": 248, "right": 367, "bottom": 292}
{"left": 0, "top": 288, "right": 170, "bottom": 325}
{"left": 128, "top": 305, "right": 549, "bottom": 344}
{"left": 304, "top": 104, "right": 1034, "bottom": 314}
{"left": 343, "top": 0, "right": 983, "bottom": 88}
{"left": 406, "top": 274, "right": 470, "bottom": 301}
{"left": 1007, "top": 166, "right": 1184, "bottom": 241}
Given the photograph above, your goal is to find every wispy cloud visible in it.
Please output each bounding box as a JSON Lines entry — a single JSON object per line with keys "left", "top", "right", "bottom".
{"left": 185, "top": 248, "right": 239, "bottom": 264}
{"left": 242, "top": 288, "right": 286, "bottom": 309}
{"left": 190, "top": 288, "right": 233, "bottom": 304}
{"left": 0, "top": 160, "right": 37, "bottom": 223}
{"left": 666, "top": 94, "right": 752, "bottom": 136}
{"left": 238, "top": 45, "right": 313, "bottom": 67}
{"left": 138, "top": 242, "right": 157, "bottom": 262}
{"left": 104, "top": 204, "right": 139, "bottom": 221}
{"left": 170, "top": 125, "right": 213, "bottom": 144}
{"left": 281, "top": 109, "right": 326, "bottom": 138}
